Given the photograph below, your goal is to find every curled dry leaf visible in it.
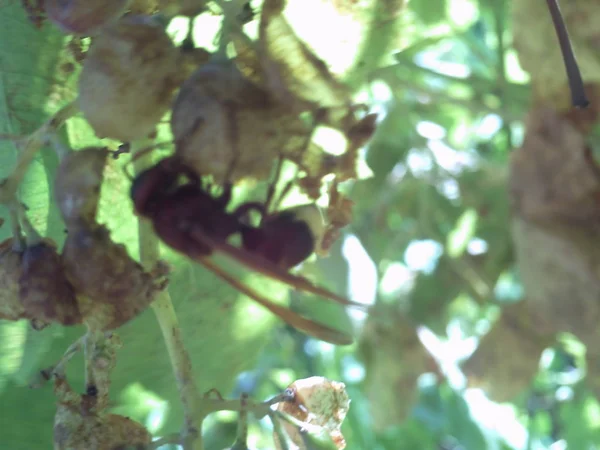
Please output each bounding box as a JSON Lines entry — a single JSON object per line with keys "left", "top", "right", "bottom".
{"left": 53, "top": 339, "right": 151, "bottom": 450}
{"left": 55, "top": 147, "right": 108, "bottom": 225}
{"left": 257, "top": 0, "right": 350, "bottom": 109}
{"left": 275, "top": 376, "right": 350, "bottom": 449}
{"left": 19, "top": 240, "right": 82, "bottom": 326}
{"left": 0, "top": 238, "right": 27, "bottom": 322}
{"left": 0, "top": 238, "right": 82, "bottom": 327}
{"left": 319, "top": 184, "right": 353, "bottom": 256}
{"left": 62, "top": 224, "right": 167, "bottom": 331}
{"left": 78, "top": 15, "right": 183, "bottom": 142}
{"left": 171, "top": 60, "right": 308, "bottom": 183}
{"left": 45, "top": 0, "right": 132, "bottom": 36}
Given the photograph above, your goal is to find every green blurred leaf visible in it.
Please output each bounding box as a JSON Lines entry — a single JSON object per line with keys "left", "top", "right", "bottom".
{"left": 410, "top": 0, "right": 448, "bottom": 25}
{"left": 446, "top": 208, "right": 478, "bottom": 258}
{"left": 0, "top": 321, "right": 27, "bottom": 392}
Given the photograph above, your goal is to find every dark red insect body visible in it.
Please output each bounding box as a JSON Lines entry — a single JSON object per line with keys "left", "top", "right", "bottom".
{"left": 130, "top": 156, "right": 363, "bottom": 345}
{"left": 132, "top": 157, "right": 320, "bottom": 269}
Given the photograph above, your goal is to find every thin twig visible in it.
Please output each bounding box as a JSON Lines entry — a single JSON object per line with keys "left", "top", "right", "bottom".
{"left": 0, "top": 101, "right": 78, "bottom": 204}
{"left": 270, "top": 412, "right": 290, "bottom": 450}
{"left": 132, "top": 140, "right": 203, "bottom": 450}
{"left": 545, "top": 0, "right": 589, "bottom": 108}
{"left": 146, "top": 433, "right": 182, "bottom": 449}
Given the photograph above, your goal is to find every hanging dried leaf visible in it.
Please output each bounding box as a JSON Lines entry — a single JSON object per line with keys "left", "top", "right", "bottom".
{"left": 258, "top": 0, "right": 351, "bottom": 110}
{"left": 320, "top": 184, "right": 354, "bottom": 256}
{"left": 0, "top": 238, "right": 82, "bottom": 327}
{"left": 61, "top": 224, "right": 167, "bottom": 331}
{"left": 53, "top": 334, "right": 151, "bottom": 450}
{"left": 171, "top": 60, "right": 309, "bottom": 183}
{"left": 78, "top": 15, "right": 183, "bottom": 142}
{"left": 19, "top": 240, "right": 82, "bottom": 326}
{"left": 275, "top": 376, "right": 350, "bottom": 449}
{"left": 0, "top": 238, "right": 26, "bottom": 322}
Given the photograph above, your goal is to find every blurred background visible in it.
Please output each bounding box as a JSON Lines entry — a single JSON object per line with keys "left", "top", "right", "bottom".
{"left": 4, "top": 0, "right": 600, "bottom": 449}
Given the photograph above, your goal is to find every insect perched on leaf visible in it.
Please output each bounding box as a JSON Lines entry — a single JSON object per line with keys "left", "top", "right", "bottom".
{"left": 131, "top": 156, "right": 365, "bottom": 345}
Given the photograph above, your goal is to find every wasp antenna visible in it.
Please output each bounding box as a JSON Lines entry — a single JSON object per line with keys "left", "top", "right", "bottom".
{"left": 546, "top": 0, "right": 589, "bottom": 108}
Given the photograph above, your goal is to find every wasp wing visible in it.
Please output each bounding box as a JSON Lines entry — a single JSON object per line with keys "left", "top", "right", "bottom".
{"left": 189, "top": 228, "right": 368, "bottom": 310}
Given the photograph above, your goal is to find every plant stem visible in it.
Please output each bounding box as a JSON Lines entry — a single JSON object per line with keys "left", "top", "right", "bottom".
{"left": 0, "top": 101, "right": 78, "bottom": 204}
{"left": 132, "top": 142, "right": 203, "bottom": 450}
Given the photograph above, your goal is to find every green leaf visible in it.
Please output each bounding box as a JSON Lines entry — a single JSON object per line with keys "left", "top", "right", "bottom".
{"left": 410, "top": 0, "right": 448, "bottom": 25}
{"left": 446, "top": 208, "right": 478, "bottom": 258}
{"left": 0, "top": 321, "right": 27, "bottom": 392}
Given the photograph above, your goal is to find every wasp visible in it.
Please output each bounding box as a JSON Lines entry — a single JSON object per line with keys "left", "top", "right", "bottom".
{"left": 131, "top": 156, "right": 364, "bottom": 345}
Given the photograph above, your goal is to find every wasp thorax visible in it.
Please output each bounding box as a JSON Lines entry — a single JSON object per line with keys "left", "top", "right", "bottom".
{"left": 282, "top": 204, "right": 326, "bottom": 248}
{"left": 55, "top": 148, "right": 108, "bottom": 225}
{"left": 171, "top": 60, "right": 306, "bottom": 183}
{"left": 45, "top": 0, "right": 132, "bottom": 36}
{"left": 78, "top": 15, "right": 182, "bottom": 142}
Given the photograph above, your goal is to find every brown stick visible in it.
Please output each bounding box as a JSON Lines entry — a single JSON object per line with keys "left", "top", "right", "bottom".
{"left": 546, "top": 0, "right": 589, "bottom": 108}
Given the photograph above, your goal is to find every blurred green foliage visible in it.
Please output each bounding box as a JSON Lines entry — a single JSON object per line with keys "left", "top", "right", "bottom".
{"left": 1, "top": 0, "right": 600, "bottom": 449}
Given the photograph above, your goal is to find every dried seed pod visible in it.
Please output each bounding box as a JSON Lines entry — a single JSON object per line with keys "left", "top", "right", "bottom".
{"left": 0, "top": 238, "right": 81, "bottom": 327}
{"left": 0, "top": 238, "right": 26, "bottom": 322}
{"left": 45, "top": 0, "right": 132, "bottom": 36}
{"left": 276, "top": 377, "right": 350, "bottom": 449}
{"left": 171, "top": 60, "right": 307, "bottom": 183}
{"left": 78, "top": 15, "right": 182, "bottom": 142}
{"left": 19, "top": 240, "right": 82, "bottom": 326}
{"left": 62, "top": 224, "right": 166, "bottom": 330}
{"left": 55, "top": 148, "right": 108, "bottom": 225}
{"left": 54, "top": 375, "right": 151, "bottom": 450}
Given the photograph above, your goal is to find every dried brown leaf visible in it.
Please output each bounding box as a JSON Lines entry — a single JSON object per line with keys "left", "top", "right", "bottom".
{"left": 19, "top": 240, "right": 82, "bottom": 326}
{"left": 259, "top": 0, "right": 350, "bottom": 109}
{"left": 276, "top": 376, "right": 350, "bottom": 449}
{"left": 0, "top": 238, "right": 26, "bottom": 322}
{"left": 62, "top": 224, "right": 167, "bottom": 331}
{"left": 172, "top": 61, "right": 309, "bottom": 183}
